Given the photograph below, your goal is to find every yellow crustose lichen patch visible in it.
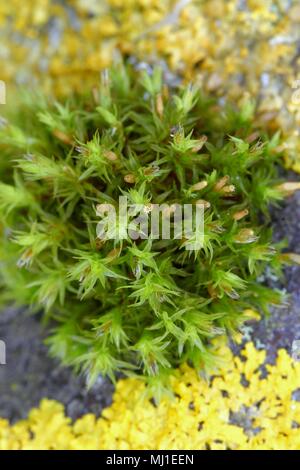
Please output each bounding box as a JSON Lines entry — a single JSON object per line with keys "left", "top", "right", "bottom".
{"left": 1, "top": 1, "right": 300, "bottom": 170}
{"left": 1, "top": 342, "right": 300, "bottom": 450}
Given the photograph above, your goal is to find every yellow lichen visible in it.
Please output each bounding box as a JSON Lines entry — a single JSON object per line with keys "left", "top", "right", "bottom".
{"left": 1, "top": 342, "right": 300, "bottom": 450}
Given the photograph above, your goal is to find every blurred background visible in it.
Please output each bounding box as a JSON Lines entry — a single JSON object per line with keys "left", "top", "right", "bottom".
{"left": 1, "top": 0, "right": 300, "bottom": 171}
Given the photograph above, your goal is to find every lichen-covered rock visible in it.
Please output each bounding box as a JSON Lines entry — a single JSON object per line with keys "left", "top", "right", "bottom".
{"left": 1, "top": 341, "right": 300, "bottom": 450}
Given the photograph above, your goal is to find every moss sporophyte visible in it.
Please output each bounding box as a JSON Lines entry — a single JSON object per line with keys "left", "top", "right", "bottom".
{"left": 0, "top": 64, "right": 299, "bottom": 391}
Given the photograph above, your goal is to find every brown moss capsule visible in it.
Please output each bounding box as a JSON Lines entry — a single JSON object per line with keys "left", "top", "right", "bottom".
{"left": 234, "top": 229, "right": 258, "bottom": 244}
{"left": 232, "top": 209, "right": 249, "bottom": 221}
{"left": 195, "top": 199, "right": 211, "bottom": 209}
{"left": 221, "top": 184, "right": 236, "bottom": 195}
{"left": 156, "top": 93, "right": 164, "bottom": 118}
{"left": 190, "top": 181, "right": 208, "bottom": 192}
{"left": 246, "top": 132, "right": 260, "bottom": 143}
{"left": 275, "top": 182, "right": 300, "bottom": 196}
{"left": 279, "top": 253, "right": 300, "bottom": 264}
{"left": 124, "top": 174, "right": 136, "bottom": 184}
{"left": 103, "top": 150, "right": 118, "bottom": 162}
{"left": 53, "top": 129, "right": 74, "bottom": 146}
{"left": 192, "top": 135, "right": 207, "bottom": 153}
{"left": 214, "top": 175, "right": 230, "bottom": 192}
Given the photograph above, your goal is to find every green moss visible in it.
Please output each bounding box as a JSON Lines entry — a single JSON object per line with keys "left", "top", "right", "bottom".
{"left": 0, "top": 64, "right": 288, "bottom": 387}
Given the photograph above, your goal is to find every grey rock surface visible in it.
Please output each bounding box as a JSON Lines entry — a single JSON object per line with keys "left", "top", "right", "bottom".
{"left": 0, "top": 308, "right": 114, "bottom": 423}
{"left": 239, "top": 173, "right": 300, "bottom": 361}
